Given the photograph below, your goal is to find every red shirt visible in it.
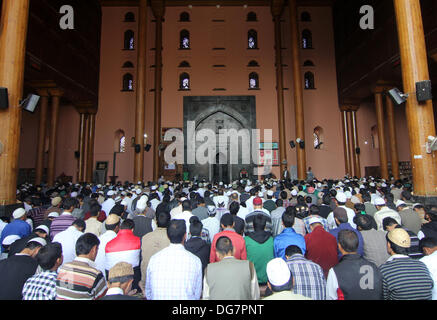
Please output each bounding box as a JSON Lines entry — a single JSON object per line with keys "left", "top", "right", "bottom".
{"left": 304, "top": 225, "right": 338, "bottom": 278}
{"left": 209, "top": 229, "right": 247, "bottom": 263}
{"left": 84, "top": 211, "right": 106, "bottom": 223}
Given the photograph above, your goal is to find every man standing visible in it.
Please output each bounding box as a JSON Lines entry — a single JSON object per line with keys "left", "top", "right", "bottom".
{"left": 271, "top": 199, "right": 286, "bottom": 237}
{"left": 285, "top": 245, "right": 326, "bottom": 300}
{"left": 326, "top": 193, "right": 357, "bottom": 230}
{"left": 101, "top": 262, "right": 141, "bottom": 300}
{"left": 145, "top": 220, "right": 202, "bottom": 300}
{"left": 56, "top": 233, "right": 108, "bottom": 300}
{"left": 50, "top": 197, "right": 79, "bottom": 240}
{"left": 203, "top": 236, "right": 259, "bottom": 300}
{"left": 418, "top": 209, "right": 437, "bottom": 240}
{"left": 373, "top": 197, "right": 402, "bottom": 231}
{"left": 379, "top": 228, "right": 433, "bottom": 300}
{"left": 210, "top": 214, "right": 247, "bottom": 263}
{"left": 22, "top": 242, "right": 63, "bottom": 300}
{"left": 326, "top": 230, "right": 383, "bottom": 300}
{"left": 396, "top": 200, "right": 422, "bottom": 235}
{"left": 95, "top": 214, "right": 120, "bottom": 277}
{"left": 0, "top": 208, "right": 32, "bottom": 254}
{"left": 184, "top": 219, "right": 210, "bottom": 275}
{"left": 274, "top": 208, "right": 306, "bottom": 260}
{"left": 244, "top": 197, "right": 273, "bottom": 235}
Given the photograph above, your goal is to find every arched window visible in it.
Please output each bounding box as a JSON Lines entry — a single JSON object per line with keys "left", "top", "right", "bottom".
{"left": 303, "top": 60, "right": 315, "bottom": 67}
{"left": 180, "top": 30, "right": 190, "bottom": 49}
{"left": 180, "top": 73, "right": 190, "bottom": 90}
{"left": 248, "top": 29, "right": 258, "bottom": 49}
{"left": 114, "top": 129, "right": 126, "bottom": 153}
{"left": 180, "top": 12, "right": 190, "bottom": 22}
{"left": 313, "top": 126, "right": 324, "bottom": 149}
{"left": 249, "top": 72, "right": 259, "bottom": 89}
{"left": 304, "top": 72, "right": 315, "bottom": 89}
{"left": 124, "top": 12, "right": 135, "bottom": 22}
{"left": 122, "top": 61, "right": 134, "bottom": 68}
{"left": 247, "top": 60, "right": 260, "bottom": 67}
{"left": 301, "top": 11, "right": 311, "bottom": 22}
{"left": 247, "top": 12, "right": 257, "bottom": 22}
{"left": 302, "top": 29, "right": 312, "bottom": 49}
{"left": 178, "top": 61, "right": 191, "bottom": 68}
{"left": 122, "top": 73, "right": 134, "bottom": 91}
{"left": 124, "top": 30, "right": 135, "bottom": 50}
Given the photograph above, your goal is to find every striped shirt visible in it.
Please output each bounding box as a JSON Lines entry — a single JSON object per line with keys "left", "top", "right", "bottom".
{"left": 286, "top": 254, "right": 326, "bottom": 300}
{"left": 22, "top": 270, "right": 57, "bottom": 300}
{"left": 50, "top": 212, "right": 75, "bottom": 240}
{"left": 379, "top": 255, "right": 433, "bottom": 300}
{"left": 56, "top": 257, "right": 107, "bottom": 300}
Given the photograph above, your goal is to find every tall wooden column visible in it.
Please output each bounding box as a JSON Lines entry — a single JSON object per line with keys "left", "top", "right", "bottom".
{"left": 349, "top": 107, "right": 361, "bottom": 178}
{"left": 385, "top": 92, "right": 400, "bottom": 180}
{"left": 76, "top": 111, "right": 88, "bottom": 183}
{"left": 271, "top": 0, "right": 287, "bottom": 177}
{"left": 47, "top": 89, "right": 63, "bottom": 186}
{"left": 374, "top": 89, "right": 389, "bottom": 179}
{"left": 340, "top": 107, "right": 352, "bottom": 176}
{"left": 134, "top": 0, "right": 148, "bottom": 183}
{"left": 0, "top": 0, "right": 30, "bottom": 204}
{"left": 86, "top": 109, "right": 97, "bottom": 183}
{"left": 289, "top": 0, "right": 307, "bottom": 180}
{"left": 151, "top": 0, "right": 165, "bottom": 182}
{"left": 35, "top": 89, "right": 49, "bottom": 185}
{"left": 394, "top": 0, "right": 437, "bottom": 197}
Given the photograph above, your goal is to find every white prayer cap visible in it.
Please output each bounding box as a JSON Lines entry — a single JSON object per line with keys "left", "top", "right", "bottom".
{"left": 12, "top": 208, "right": 26, "bottom": 220}
{"left": 70, "top": 192, "right": 78, "bottom": 198}
{"left": 135, "top": 189, "right": 142, "bottom": 195}
{"left": 2, "top": 235, "right": 21, "bottom": 246}
{"left": 344, "top": 191, "right": 352, "bottom": 199}
{"left": 267, "top": 190, "right": 274, "bottom": 197}
{"left": 34, "top": 225, "right": 49, "bottom": 234}
{"left": 136, "top": 196, "right": 148, "bottom": 211}
{"left": 107, "top": 190, "right": 116, "bottom": 196}
{"left": 266, "top": 258, "right": 291, "bottom": 287}
{"left": 395, "top": 200, "right": 407, "bottom": 208}
{"left": 307, "top": 216, "right": 324, "bottom": 226}
{"left": 27, "top": 237, "right": 47, "bottom": 247}
{"left": 291, "top": 189, "right": 298, "bottom": 197}
{"left": 335, "top": 192, "right": 347, "bottom": 203}
{"left": 245, "top": 186, "right": 251, "bottom": 192}
{"left": 48, "top": 212, "right": 60, "bottom": 218}
{"left": 374, "top": 197, "right": 386, "bottom": 206}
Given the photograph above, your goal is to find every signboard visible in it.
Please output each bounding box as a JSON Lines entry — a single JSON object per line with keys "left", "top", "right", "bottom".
{"left": 258, "top": 142, "right": 279, "bottom": 166}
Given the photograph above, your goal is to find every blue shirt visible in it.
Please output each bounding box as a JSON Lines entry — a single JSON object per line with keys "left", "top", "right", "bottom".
{"left": 329, "top": 223, "right": 364, "bottom": 259}
{"left": 0, "top": 220, "right": 32, "bottom": 253}
{"left": 274, "top": 228, "right": 306, "bottom": 260}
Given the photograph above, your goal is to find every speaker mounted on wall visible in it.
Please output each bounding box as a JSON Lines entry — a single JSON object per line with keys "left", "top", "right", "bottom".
{"left": 416, "top": 80, "right": 432, "bottom": 102}
{"left": 145, "top": 144, "right": 152, "bottom": 152}
{"left": 20, "top": 94, "right": 40, "bottom": 113}
{"left": 135, "top": 144, "right": 141, "bottom": 153}
{"left": 0, "top": 87, "right": 9, "bottom": 110}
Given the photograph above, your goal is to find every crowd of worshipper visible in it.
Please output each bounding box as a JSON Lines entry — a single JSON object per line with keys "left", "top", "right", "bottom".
{"left": 0, "top": 175, "right": 436, "bottom": 300}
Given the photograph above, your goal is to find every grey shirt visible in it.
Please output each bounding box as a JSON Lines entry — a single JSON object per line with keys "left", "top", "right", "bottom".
{"left": 360, "top": 229, "right": 390, "bottom": 267}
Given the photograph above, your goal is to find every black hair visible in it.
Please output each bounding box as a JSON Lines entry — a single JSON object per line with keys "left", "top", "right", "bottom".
{"left": 73, "top": 219, "right": 86, "bottom": 231}
{"left": 37, "top": 242, "right": 62, "bottom": 270}
{"left": 386, "top": 233, "right": 410, "bottom": 255}
{"left": 253, "top": 214, "right": 267, "bottom": 232}
{"left": 62, "top": 197, "right": 79, "bottom": 210}
{"left": 338, "top": 229, "right": 359, "bottom": 253}
{"left": 216, "top": 236, "right": 233, "bottom": 256}
{"left": 182, "top": 200, "right": 192, "bottom": 212}
{"left": 276, "top": 199, "right": 283, "bottom": 207}
{"left": 156, "top": 211, "right": 171, "bottom": 228}
{"left": 420, "top": 237, "right": 437, "bottom": 251}
{"left": 120, "top": 219, "right": 135, "bottom": 230}
{"left": 229, "top": 201, "right": 240, "bottom": 216}
{"left": 76, "top": 233, "right": 100, "bottom": 256}
{"left": 220, "top": 213, "right": 234, "bottom": 228}
{"left": 167, "top": 219, "right": 186, "bottom": 244}
{"left": 309, "top": 205, "right": 320, "bottom": 216}
{"left": 90, "top": 203, "right": 101, "bottom": 217}
{"left": 189, "top": 219, "right": 203, "bottom": 237}
{"left": 280, "top": 191, "right": 288, "bottom": 200}
{"left": 285, "top": 245, "right": 302, "bottom": 257}
{"left": 382, "top": 217, "right": 399, "bottom": 231}
{"left": 282, "top": 207, "right": 296, "bottom": 228}
{"left": 354, "top": 214, "right": 373, "bottom": 231}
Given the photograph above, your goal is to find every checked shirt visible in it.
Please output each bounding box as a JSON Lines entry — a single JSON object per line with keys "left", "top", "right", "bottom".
{"left": 22, "top": 270, "right": 57, "bottom": 300}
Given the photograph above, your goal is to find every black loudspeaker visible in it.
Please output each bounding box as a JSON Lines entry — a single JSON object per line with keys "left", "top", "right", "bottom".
{"left": 0, "top": 87, "right": 8, "bottom": 110}
{"left": 74, "top": 151, "right": 80, "bottom": 159}
{"left": 21, "top": 94, "right": 40, "bottom": 113}
{"left": 416, "top": 80, "right": 432, "bottom": 102}
{"left": 135, "top": 144, "right": 141, "bottom": 153}
{"left": 388, "top": 88, "right": 407, "bottom": 105}
{"left": 356, "top": 147, "right": 361, "bottom": 155}
{"left": 289, "top": 141, "right": 296, "bottom": 149}
{"left": 145, "top": 144, "right": 152, "bottom": 152}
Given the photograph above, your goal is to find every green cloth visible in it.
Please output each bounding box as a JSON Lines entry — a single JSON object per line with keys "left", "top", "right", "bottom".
{"left": 263, "top": 200, "right": 276, "bottom": 213}
{"left": 245, "top": 236, "right": 274, "bottom": 284}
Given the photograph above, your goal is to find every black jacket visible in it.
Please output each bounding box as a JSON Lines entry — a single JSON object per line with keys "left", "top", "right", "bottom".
{"left": 421, "top": 221, "right": 437, "bottom": 240}
{"left": 185, "top": 237, "right": 210, "bottom": 273}
{"left": 247, "top": 230, "right": 271, "bottom": 245}
{"left": 0, "top": 254, "right": 38, "bottom": 300}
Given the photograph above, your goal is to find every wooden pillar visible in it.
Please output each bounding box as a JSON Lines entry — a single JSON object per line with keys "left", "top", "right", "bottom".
{"left": 349, "top": 107, "right": 361, "bottom": 178}
{"left": 385, "top": 92, "right": 400, "bottom": 180}
{"left": 35, "top": 89, "right": 49, "bottom": 185}
{"left": 86, "top": 110, "right": 97, "bottom": 183}
{"left": 76, "top": 111, "right": 88, "bottom": 182}
{"left": 151, "top": 0, "right": 165, "bottom": 182}
{"left": 134, "top": 0, "right": 148, "bottom": 183}
{"left": 47, "top": 89, "right": 63, "bottom": 186}
{"left": 289, "top": 0, "right": 307, "bottom": 180}
{"left": 271, "top": 0, "right": 287, "bottom": 177}
{"left": 340, "top": 107, "right": 352, "bottom": 176}
{"left": 374, "top": 90, "right": 389, "bottom": 179}
{"left": 394, "top": 0, "right": 437, "bottom": 197}
{"left": 0, "top": 0, "right": 30, "bottom": 204}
